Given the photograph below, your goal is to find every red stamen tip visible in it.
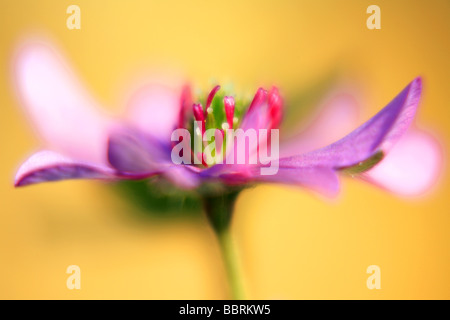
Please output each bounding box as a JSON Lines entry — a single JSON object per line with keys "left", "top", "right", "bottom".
{"left": 224, "top": 96, "right": 235, "bottom": 129}
{"left": 193, "top": 103, "right": 205, "bottom": 122}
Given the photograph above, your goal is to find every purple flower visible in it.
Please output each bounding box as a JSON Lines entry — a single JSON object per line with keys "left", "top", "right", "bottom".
{"left": 13, "top": 42, "right": 441, "bottom": 197}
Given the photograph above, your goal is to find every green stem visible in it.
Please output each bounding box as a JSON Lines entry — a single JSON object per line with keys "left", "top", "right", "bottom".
{"left": 203, "top": 189, "right": 245, "bottom": 300}
{"left": 216, "top": 224, "right": 245, "bottom": 300}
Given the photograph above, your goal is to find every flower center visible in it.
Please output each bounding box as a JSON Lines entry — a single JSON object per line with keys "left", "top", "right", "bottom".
{"left": 188, "top": 85, "right": 250, "bottom": 134}
{"left": 176, "top": 84, "right": 282, "bottom": 168}
{"left": 187, "top": 85, "right": 250, "bottom": 167}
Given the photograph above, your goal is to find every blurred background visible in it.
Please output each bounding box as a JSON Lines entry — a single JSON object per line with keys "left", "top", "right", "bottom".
{"left": 1, "top": 0, "right": 449, "bottom": 299}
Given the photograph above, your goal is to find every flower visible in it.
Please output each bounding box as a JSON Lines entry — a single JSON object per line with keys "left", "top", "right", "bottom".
{"left": 13, "top": 42, "right": 441, "bottom": 198}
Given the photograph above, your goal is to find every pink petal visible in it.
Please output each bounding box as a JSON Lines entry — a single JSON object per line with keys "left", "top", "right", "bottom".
{"left": 13, "top": 41, "right": 112, "bottom": 164}
{"left": 15, "top": 150, "right": 116, "bottom": 187}
{"left": 240, "top": 88, "right": 271, "bottom": 132}
{"left": 361, "top": 130, "right": 442, "bottom": 197}
{"left": 124, "top": 83, "right": 181, "bottom": 143}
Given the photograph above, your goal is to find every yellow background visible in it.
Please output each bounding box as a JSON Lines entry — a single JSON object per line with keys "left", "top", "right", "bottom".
{"left": 1, "top": 0, "right": 449, "bottom": 299}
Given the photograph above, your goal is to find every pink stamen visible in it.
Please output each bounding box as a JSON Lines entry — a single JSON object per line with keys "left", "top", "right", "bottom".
{"left": 224, "top": 96, "right": 235, "bottom": 129}
{"left": 205, "top": 85, "right": 221, "bottom": 117}
{"left": 193, "top": 103, "right": 206, "bottom": 138}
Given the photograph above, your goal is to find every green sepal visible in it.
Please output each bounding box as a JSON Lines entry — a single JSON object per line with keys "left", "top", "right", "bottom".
{"left": 340, "top": 151, "right": 384, "bottom": 175}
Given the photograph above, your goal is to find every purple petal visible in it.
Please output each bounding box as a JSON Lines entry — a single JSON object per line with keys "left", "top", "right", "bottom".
{"left": 280, "top": 77, "right": 422, "bottom": 169}
{"left": 250, "top": 166, "right": 340, "bottom": 197}
{"left": 13, "top": 41, "right": 112, "bottom": 164}
{"left": 199, "top": 163, "right": 253, "bottom": 181}
{"left": 163, "top": 165, "right": 201, "bottom": 189}
{"left": 108, "top": 128, "right": 200, "bottom": 188}
{"left": 15, "top": 151, "right": 116, "bottom": 187}
{"left": 199, "top": 164, "right": 339, "bottom": 197}
{"left": 108, "top": 127, "right": 169, "bottom": 174}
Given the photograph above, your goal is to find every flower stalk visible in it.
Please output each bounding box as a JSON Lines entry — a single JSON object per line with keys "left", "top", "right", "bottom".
{"left": 203, "top": 189, "right": 245, "bottom": 300}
